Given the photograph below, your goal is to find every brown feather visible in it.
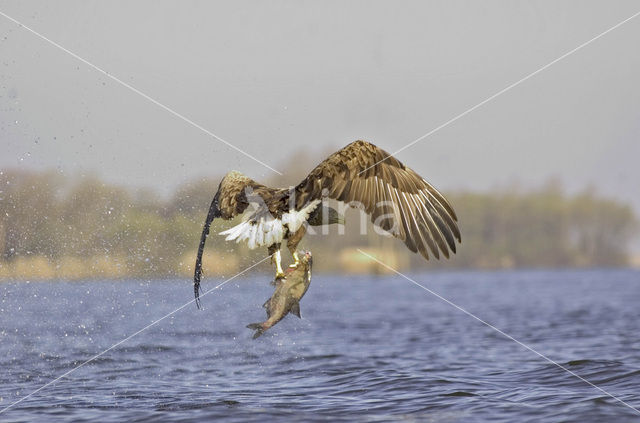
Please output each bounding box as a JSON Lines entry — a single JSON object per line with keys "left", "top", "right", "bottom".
{"left": 294, "top": 140, "right": 461, "bottom": 260}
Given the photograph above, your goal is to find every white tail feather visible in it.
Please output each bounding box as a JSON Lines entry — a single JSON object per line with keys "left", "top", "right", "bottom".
{"left": 219, "top": 214, "right": 286, "bottom": 250}
{"left": 219, "top": 200, "right": 320, "bottom": 249}
{"left": 282, "top": 200, "right": 321, "bottom": 233}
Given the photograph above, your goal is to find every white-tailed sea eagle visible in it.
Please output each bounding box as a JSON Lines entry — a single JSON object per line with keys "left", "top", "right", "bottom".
{"left": 194, "top": 140, "right": 461, "bottom": 307}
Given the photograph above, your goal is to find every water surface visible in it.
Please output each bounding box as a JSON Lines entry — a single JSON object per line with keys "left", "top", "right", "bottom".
{"left": 1, "top": 269, "right": 639, "bottom": 422}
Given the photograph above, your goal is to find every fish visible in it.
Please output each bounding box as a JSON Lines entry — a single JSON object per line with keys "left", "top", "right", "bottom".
{"left": 246, "top": 251, "right": 313, "bottom": 339}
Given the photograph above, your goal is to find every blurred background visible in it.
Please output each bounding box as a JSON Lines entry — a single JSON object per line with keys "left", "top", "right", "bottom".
{"left": 3, "top": 3, "right": 640, "bottom": 421}
{"left": 1, "top": 0, "right": 639, "bottom": 280}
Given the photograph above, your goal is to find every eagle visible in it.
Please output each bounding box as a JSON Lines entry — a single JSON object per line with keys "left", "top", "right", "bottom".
{"left": 194, "top": 140, "right": 461, "bottom": 307}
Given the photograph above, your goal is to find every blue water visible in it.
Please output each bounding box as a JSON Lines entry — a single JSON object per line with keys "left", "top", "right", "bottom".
{"left": 1, "top": 269, "right": 639, "bottom": 422}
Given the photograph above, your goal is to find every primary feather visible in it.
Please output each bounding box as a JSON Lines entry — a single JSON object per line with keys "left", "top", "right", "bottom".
{"left": 293, "top": 140, "right": 460, "bottom": 260}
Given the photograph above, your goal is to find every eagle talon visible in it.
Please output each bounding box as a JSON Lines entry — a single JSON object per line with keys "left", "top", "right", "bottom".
{"left": 272, "top": 249, "right": 286, "bottom": 280}
{"left": 289, "top": 251, "right": 300, "bottom": 268}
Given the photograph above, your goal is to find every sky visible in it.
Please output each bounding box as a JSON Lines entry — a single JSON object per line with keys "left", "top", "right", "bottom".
{"left": 1, "top": 1, "right": 639, "bottom": 212}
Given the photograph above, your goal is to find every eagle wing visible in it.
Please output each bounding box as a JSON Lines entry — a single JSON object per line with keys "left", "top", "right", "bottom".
{"left": 294, "top": 140, "right": 461, "bottom": 261}
{"left": 193, "top": 171, "right": 278, "bottom": 308}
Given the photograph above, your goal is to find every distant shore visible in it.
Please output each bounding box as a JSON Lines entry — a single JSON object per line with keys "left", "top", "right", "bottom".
{"left": 1, "top": 247, "right": 638, "bottom": 282}
{"left": 1, "top": 170, "right": 637, "bottom": 280}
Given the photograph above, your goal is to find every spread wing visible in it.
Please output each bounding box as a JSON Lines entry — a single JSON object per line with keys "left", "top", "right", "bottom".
{"left": 193, "top": 171, "right": 275, "bottom": 308}
{"left": 294, "top": 140, "right": 461, "bottom": 261}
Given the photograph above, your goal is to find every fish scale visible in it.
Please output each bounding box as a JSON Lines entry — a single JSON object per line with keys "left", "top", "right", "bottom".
{"left": 246, "top": 251, "right": 313, "bottom": 339}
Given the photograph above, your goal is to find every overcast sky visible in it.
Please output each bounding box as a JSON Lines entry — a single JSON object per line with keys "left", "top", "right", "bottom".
{"left": 1, "top": 1, "right": 639, "bottom": 212}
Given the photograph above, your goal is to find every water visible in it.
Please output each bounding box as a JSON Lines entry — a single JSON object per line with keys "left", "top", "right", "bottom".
{"left": 1, "top": 269, "right": 639, "bottom": 422}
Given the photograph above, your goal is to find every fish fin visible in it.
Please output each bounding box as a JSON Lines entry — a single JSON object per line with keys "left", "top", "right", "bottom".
{"left": 246, "top": 323, "right": 265, "bottom": 339}
{"left": 291, "top": 302, "right": 301, "bottom": 318}
{"left": 262, "top": 299, "right": 273, "bottom": 318}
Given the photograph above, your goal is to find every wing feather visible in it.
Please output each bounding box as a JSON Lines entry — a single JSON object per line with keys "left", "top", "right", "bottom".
{"left": 402, "top": 192, "right": 430, "bottom": 259}
{"left": 295, "top": 140, "right": 460, "bottom": 260}
{"left": 405, "top": 193, "right": 434, "bottom": 260}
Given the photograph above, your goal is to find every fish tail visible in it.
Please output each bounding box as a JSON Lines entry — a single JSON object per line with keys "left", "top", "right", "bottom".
{"left": 246, "top": 323, "right": 266, "bottom": 339}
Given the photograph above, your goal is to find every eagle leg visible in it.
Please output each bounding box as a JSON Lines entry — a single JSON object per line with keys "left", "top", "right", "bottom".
{"left": 273, "top": 249, "right": 285, "bottom": 279}
{"left": 289, "top": 251, "right": 300, "bottom": 268}
{"left": 287, "top": 226, "right": 306, "bottom": 268}
{"left": 268, "top": 243, "right": 285, "bottom": 279}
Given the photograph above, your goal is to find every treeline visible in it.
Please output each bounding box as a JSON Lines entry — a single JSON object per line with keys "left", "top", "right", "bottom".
{"left": 440, "top": 184, "right": 637, "bottom": 268}
{"left": 0, "top": 169, "right": 637, "bottom": 280}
